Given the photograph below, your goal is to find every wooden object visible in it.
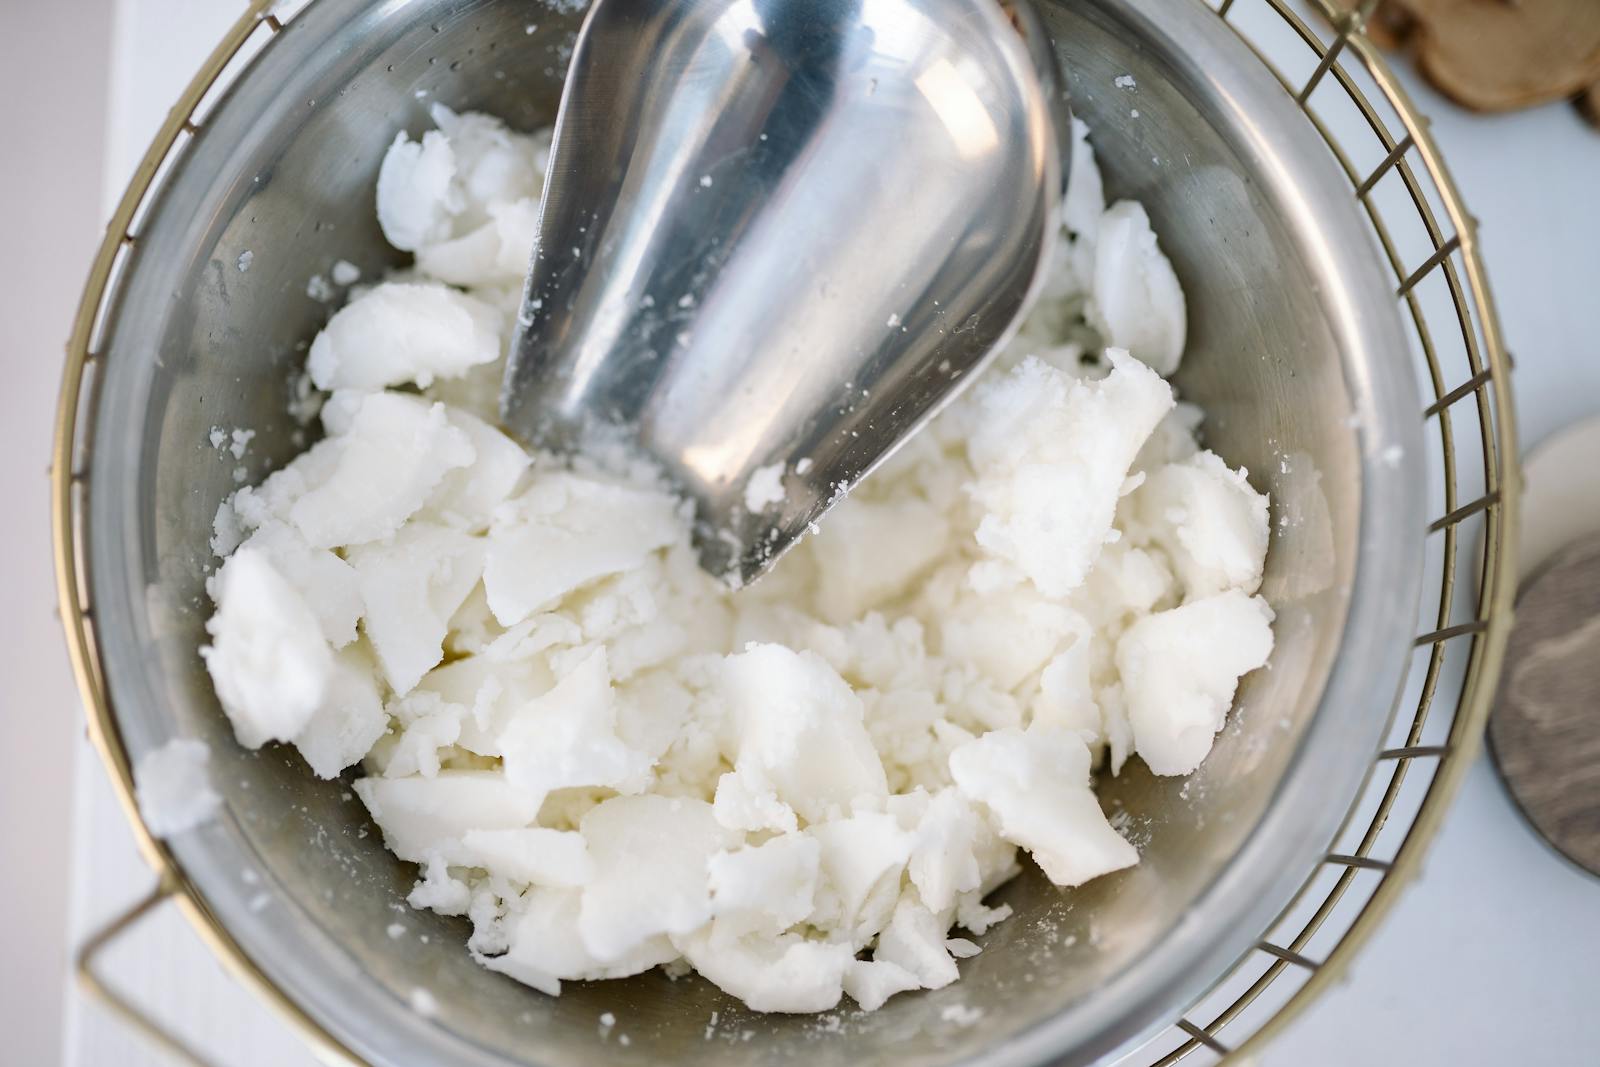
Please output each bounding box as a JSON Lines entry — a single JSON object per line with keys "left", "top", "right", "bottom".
{"left": 1578, "top": 82, "right": 1600, "bottom": 128}
{"left": 1329, "top": 0, "right": 1600, "bottom": 125}
{"left": 1488, "top": 533, "right": 1600, "bottom": 879}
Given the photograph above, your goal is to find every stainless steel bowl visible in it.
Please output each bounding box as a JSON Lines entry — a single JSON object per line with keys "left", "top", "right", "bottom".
{"left": 77, "top": 0, "right": 1424, "bottom": 1063}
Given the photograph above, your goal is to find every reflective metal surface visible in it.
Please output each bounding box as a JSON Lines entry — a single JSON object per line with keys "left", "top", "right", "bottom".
{"left": 69, "top": 0, "right": 1430, "bottom": 1064}
{"left": 503, "top": 0, "right": 1065, "bottom": 583}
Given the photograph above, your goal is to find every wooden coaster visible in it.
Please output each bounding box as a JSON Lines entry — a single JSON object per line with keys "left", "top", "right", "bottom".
{"left": 1487, "top": 533, "right": 1600, "bottom": 878}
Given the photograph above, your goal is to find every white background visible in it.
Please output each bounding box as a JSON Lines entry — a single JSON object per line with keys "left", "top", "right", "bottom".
{"left": 2, "top": 0, "right": 1597, "bottom": 1064}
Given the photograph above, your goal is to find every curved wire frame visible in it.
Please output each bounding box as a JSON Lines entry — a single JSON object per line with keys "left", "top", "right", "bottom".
{"left": 52, "top": 0, "right": 1516, "bottom": 1063}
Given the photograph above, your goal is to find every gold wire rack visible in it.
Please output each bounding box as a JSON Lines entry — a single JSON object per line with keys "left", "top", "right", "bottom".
{"left": 54, "top": 0, "right": 1516, "bottom": 1063}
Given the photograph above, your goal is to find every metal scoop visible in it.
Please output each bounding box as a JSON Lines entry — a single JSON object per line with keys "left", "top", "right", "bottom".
{"left": 502, "top": 0, "right": 1069, "bottom": 585}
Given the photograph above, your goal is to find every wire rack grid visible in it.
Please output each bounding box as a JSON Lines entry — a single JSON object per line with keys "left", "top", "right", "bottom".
{"left": 51, "top": 0, "right": 1516, "bottom": 1064}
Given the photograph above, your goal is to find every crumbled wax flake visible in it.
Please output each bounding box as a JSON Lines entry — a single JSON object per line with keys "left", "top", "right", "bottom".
{"left": 742, "top": 463, "right": 786, "bottom": 513}
{"left": 409, "top": 988, "right": 438, "bottom": 1017}
{"left": 331, "top": 259, "right": 362, "bottom": 286}
{"left": 1089, "top": 202, "right": 1185, "bottom": 375}
{"left": 134, "top": 739, "right": 221, "bottom": 836}
{"left": 308, "top": 282, "right": 501, "bottom": 391}
{"left": 1117, "top": 591, "right": 1275, "bottom": 776}
{"left": 203, "top": 546, "right": 334, "bottom": 748}
{"left": 202, "top": 105, "right": 1273, "bottom": 1016}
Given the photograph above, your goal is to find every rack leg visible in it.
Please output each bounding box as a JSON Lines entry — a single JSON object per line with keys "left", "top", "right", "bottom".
{"left": 77, "top": 878, "right": 220, "bottom": 1067}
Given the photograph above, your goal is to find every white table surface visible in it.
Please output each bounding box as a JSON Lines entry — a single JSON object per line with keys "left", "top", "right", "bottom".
{"left": 26, "top": 1, "right": 1600, "bottom": 1064}
{"left": 0, "top": 4, "right": 113, "bottom": 1067}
